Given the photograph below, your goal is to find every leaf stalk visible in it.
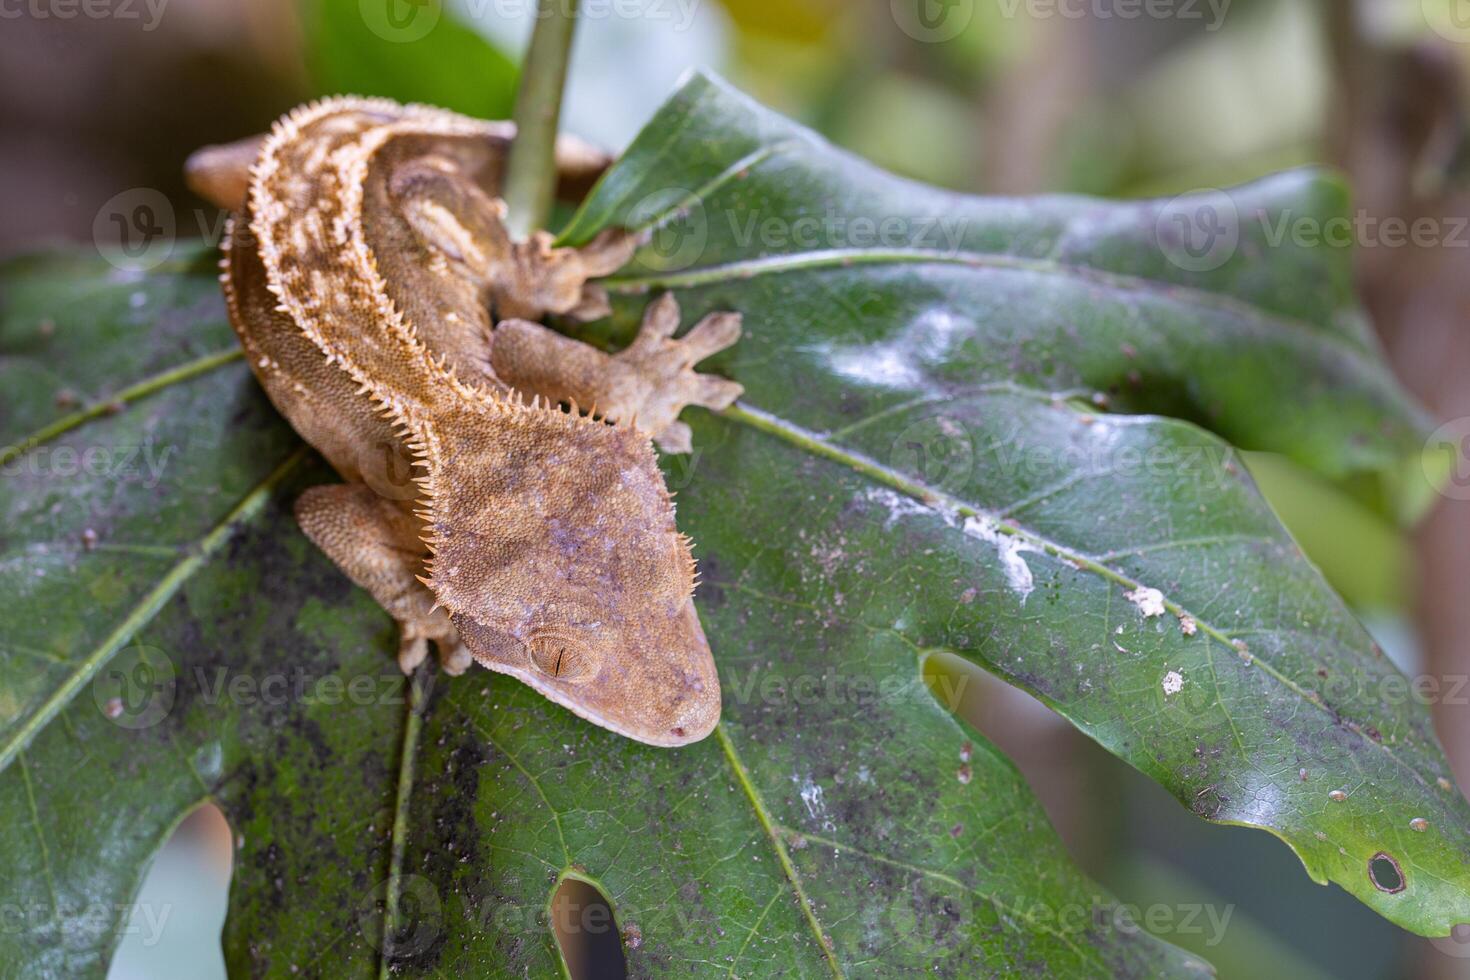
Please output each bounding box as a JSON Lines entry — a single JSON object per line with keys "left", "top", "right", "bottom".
{"left": 503, "top": 0, "right": 582, "bottom": 239}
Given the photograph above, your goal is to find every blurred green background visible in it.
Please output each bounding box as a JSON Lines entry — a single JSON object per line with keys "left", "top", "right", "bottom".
{"left": 4, "top": 0, "right": 1468, "bottom": 976}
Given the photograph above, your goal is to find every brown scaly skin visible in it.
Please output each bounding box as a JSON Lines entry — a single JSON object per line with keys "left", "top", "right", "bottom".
{"left": 185, "top": 97, "right": 742, "bottom": 746}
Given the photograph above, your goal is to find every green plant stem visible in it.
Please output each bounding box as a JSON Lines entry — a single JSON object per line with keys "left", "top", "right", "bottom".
{"left": 503, "top": 0, "right": 581, "bottom": 239}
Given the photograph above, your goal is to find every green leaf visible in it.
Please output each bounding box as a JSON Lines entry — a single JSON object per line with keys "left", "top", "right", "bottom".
{"left": 556, "top": 73, "right": 1465, "bottom": 936}
{"left": 0, "top": 249, "right": 1202, "bottom": 974}
{"left": 0, "top": 69, "right": 1461, "bottom": 977}
{"left": 301, "top": 0, "right": 518, "bottom": 120}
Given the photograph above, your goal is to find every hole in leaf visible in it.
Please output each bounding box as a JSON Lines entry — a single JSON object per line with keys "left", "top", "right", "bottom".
{"left": 109, "top": 802, "right": 233, "bottom": 979}
{"left": 920, "top": 650, "right": 1130, "bottom": 852}
{"left": 1368, "top": 852, "right": 1406, "bottom": 894}
{"left": 551, "top": 875, "right": 627, "bottom": 980}
{"left": 921, "top": 650, "right": 988, "bottom": 726}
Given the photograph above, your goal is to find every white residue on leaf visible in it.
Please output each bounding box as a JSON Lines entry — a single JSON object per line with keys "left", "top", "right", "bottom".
{"left": 1125, "top": 586, "right": 1167, "bottom": 618}
{"left": 864, "top": 487, "right": 934, "bottom": 529}
{"left": 832, "top": 344, "right": 921, "bottom": 387}
{"left": 962, "top": 514, "right": 1037, "bottom": 601}
{"left": 795, "top": 775, "right": 834, "bottom": 830}
{"left": 1162, "top": 670, "right": 1184, "bottom": 696}
{"left": 830, "top": 308, "right": 969, "bottom": 389}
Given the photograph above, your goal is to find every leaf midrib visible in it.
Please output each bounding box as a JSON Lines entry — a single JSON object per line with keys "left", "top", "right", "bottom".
{"left": 718, "top": 400, "right": 1433, "bottom": 798}
{"left": 713, "top": 724, "right": 843, "bottom": 977}
{"left": 603, "top": 249, "right": 1365, "bottom": 359}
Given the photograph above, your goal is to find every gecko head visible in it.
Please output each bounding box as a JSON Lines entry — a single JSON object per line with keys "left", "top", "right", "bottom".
{"left": 424, "top": 406, "right": 721, "bottom": 747}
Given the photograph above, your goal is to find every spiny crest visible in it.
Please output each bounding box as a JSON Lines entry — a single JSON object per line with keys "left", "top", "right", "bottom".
{"left": 250, "top": 99, "right": 522, "bottom": 429}
{"left": 217, "top": 217, "right": 239, "bottom": 310}
{"left": 327, "top": 118, "right": 532, "bottom": 419}
{"left": 250, "top": 94, "right": 692, "bottom": 607}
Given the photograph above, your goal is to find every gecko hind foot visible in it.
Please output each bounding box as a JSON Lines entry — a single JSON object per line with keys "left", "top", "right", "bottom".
{"left": 389, "top": 159, "right": 636, "bottom": 325}
{"left": 497, "top": 227, "right": 638, "bottom": 323}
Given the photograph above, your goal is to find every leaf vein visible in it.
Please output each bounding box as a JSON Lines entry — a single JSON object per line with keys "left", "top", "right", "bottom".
{"left": 0, "top": 444, "right": 307, "bottom": 774}
{"left": 721, "top": 399, "right": 1434, "bottom": 794}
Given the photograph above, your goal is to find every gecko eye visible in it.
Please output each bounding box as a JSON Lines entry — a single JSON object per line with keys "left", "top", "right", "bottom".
{"left": 526, "top": 631, "right": 602, "bottom": 683}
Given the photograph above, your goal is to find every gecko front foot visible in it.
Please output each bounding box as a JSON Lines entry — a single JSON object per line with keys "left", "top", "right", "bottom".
{"left": 491, "top": 293, "right": 745, "bottom": 453}
{"left": 610, "top": 293, "right": 746, "bottom": 453}
{"left": 396, "top": 616, "right": 474, "bottom": 676}
{"left": 296, "top": 483, "right": 473, "bottom": 677}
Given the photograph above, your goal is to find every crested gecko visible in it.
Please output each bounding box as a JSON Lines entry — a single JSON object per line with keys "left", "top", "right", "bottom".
{"left": 185, "top": 98, "right": 741, "bottom": 746}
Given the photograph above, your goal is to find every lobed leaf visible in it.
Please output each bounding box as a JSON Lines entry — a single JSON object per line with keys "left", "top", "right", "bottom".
{"left": 0, "top": 72, "right": 1461, "bottom": 979}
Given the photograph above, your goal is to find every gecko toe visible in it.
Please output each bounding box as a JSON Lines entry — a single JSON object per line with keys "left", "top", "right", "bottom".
{"left": 680, "top": 311, "right": 742, "bottom": 363}
{"left": 398, "top": 632, "right": 430, "bottom": 674}
{"left": 693, "top": 375, "right": 744, "bottom": 411}
{"left": 439, "top": 638, "right": 475, "bottom": 676}
{"left": 634, "top": 293, "right": 683, "bottom": 348}
{"left": 655, "top": 421, "right": 694, "bottom": 455}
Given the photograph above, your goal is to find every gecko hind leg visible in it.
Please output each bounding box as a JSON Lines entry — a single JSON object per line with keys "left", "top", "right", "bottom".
{"left": 388, "top": 154, "right": 637, "bottom": 324}
{"left": 490, "top": 293, "right": 744, "bottom": 453}
{"left": 295, "top": 483, "right": 474, "bottom": 675}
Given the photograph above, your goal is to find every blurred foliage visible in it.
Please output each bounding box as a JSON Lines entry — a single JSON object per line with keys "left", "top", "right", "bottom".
{"left": 1244, "top": 451, "right": 1412, "bottom": 614}
{"left": 301, "top": 0, "right": 517, "bottom": 119}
